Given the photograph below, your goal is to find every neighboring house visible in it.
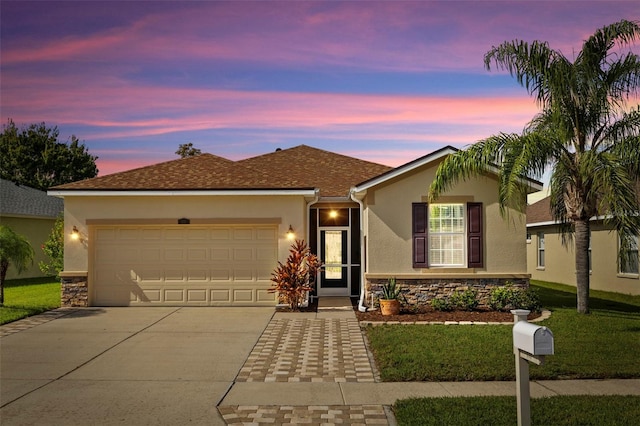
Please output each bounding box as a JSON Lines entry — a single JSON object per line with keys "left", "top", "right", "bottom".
{"left": 527, "top": 196, "right": 640, "bottom": 296}
{"left": 0, "top": 178, "right": 64, "bottom": 279}
{"left": 49, "top": 145, "right": 541, "bottom": 308}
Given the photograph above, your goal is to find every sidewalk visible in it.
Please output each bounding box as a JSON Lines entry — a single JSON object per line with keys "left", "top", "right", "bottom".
{"left": 216, "top": 298, "right": 640, "bottom": 425}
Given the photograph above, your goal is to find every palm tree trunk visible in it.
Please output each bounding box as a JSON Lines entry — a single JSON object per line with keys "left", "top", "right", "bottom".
{"left": 0, "top": 260, "right": 8, "bottom": 306}
{"left": 574, "top": 220, "right": 590, "bottom": 314}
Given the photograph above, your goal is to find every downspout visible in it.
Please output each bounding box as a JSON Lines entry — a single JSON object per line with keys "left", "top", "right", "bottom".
{"left": 307, "top": 189, "right": 320, "bottom": 303}
{"left": 350, "top": 188, "right": 368, "bottom": 312}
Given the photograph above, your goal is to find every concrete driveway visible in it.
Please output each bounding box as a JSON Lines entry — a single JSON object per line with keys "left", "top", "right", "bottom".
{"left": 0, "top": 307, "right": 274, "bottom": 425}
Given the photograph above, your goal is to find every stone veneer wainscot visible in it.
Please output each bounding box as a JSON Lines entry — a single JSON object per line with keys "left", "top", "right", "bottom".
{"left": 364, "top": 274, "right": 530, "bottom": 309}
{"left": 60, "top": 271, "right": 89, "bottom": 307}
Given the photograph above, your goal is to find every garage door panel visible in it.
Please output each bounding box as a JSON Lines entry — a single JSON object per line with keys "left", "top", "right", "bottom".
{"left": 211, "top": 229, "right": 230, "bottom": 240}
{"left": 142, "top": 229, "right": 162, "bottom": 239}
{"left": 233, "top": 248, "right": 253, "bottom": 261}
{"left": 93, "top": 224, "right": 278, "bottom": 306}
{"left": 233, "top": 228, "right": 253, "bottom": 240}
{"left": 187, "top": 248, "right": 207, "bottom": 261}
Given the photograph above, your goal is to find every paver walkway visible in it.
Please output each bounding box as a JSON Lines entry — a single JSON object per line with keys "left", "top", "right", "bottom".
{"left": 219, "top": 298, "right": 389, "bottom": 425}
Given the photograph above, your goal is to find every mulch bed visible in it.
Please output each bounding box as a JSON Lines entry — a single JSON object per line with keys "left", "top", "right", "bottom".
{"left": 275, "top": 297, "right": 540, "bottom": 322}
{"left": 354, "top": 305, "right": 541, "bottom": 323}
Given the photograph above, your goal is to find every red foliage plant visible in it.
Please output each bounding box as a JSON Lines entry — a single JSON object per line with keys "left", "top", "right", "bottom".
{"left": 269, "top": 240, "right": 321, "bottom": 311}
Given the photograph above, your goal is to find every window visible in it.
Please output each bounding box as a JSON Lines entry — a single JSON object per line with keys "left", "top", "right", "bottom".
{"left": 429, "top": 204, "right": 465, "bottom": 266}
{"left": 412, "top": 202, "right": 483, "bottom": 268}
{"left": 537, "top": 232, "right": 545, "bottom": 268}
{"left": 620, "top": 234, "right": 639, "bottom": 275}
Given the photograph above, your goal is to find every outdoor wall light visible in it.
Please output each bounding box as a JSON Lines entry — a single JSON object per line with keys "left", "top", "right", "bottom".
{"left": 286, "top": 225, "right": 295, "bottom": 240}
{"left": 329, "top": 210, "right": 338, "bottom": 219}
{"left": 71, "top": 226, "right": 80, "bottom": 240}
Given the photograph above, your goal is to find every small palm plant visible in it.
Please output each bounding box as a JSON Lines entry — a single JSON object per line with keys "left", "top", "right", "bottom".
{"left": 269, "top": 240, "right": 321, "bottom": 311}
{"left": 380, "top": 277, "right": 403, "bottom": 300}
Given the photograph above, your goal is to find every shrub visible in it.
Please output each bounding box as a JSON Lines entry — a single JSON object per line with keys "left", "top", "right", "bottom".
{"left": 39, "top": 214, "right": 64, "bottom": 277}
{"left": 450, "top": 288, "right": 479, "bottom": 311}
{"left": 269, "top": 240, "right": 321, "bottom": 311}
{"left": 489, "top": 284, "right": 541, "bottom": 312}
{"left": 431, "top": 297, "right": 453, "bottom": 311}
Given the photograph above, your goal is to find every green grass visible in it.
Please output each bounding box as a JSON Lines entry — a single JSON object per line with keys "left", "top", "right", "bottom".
{"left": 394, "top": 395, "right": 640, "bottom": 426}
{"left": 365, "top": 280, "right": 640, "bottom": 381}
{"left": 0, "top": 276, "right": 60, "bottom": 325}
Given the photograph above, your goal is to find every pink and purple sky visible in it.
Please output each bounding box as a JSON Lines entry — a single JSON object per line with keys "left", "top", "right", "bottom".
{"left": 1, "top": 1, "right": 638, "bottom": 177}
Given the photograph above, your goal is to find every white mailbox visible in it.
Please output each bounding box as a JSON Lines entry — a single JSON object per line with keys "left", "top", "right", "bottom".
{"left": 513, "top": 321, "right": 554, "bottom": 356}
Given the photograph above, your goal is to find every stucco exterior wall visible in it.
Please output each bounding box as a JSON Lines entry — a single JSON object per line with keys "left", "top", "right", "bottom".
{"left": 527, "top": 222, "right": 640, "bottom": 295}
{"left": 62, "top": 195, "right": 308, "bottom": 273}
{"left": 0, "top": 216, "right": 57, "bottom": 279}
{"left": 363, "top": 161, "right": 528, "bottom": 276}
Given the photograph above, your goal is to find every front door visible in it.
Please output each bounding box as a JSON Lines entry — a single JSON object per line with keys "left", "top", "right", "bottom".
{"left": 318, "top": 228, "right": 349, "bottom": 296}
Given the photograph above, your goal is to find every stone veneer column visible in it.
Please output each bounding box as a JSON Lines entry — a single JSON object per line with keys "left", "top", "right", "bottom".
{"left": 59, "top": 271, "right": 89, "bottom": 307}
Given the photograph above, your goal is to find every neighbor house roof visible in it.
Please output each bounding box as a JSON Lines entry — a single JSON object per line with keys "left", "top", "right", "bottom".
{"left": 527, "top": 196, "right": 554, "bottom": 225}
{"left": 0, "top": 179, "right": 64, "bottom": 218}
{"left": 527, "top": 182, "right": 640, "bottom": 227}
{"left": 51, "top": 145, "right": 393, "bottom": 198}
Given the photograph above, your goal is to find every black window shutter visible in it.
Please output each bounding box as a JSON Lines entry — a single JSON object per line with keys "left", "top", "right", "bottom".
{"left": 467, "top": 202, "right": 483, "bottom": 268}
{"left": 412, "top": 203, "right": 428, "bottom": 268}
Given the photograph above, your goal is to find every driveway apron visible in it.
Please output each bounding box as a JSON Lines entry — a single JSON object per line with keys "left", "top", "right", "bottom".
{"left": 0, "top": 307, "right": 274, "bottom": 426}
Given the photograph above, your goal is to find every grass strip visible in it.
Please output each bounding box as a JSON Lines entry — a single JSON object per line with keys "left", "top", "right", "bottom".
{"left": 394, "top": 395, "right": 640, "bottom": 426}
{"left": 0, "top": 277, "right": 60, "bottom": 325}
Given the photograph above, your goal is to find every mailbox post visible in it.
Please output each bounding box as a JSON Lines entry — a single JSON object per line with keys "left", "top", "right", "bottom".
{"left": 511, "top": 309, "right": 554, "bottom": 426}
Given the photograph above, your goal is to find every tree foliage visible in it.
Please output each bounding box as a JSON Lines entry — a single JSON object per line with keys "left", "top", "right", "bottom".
{"left": 269, "top": 240, "right": 321, "bottom": 311}
{"left": 0, "top": 120, "right": 98, "bottom": 190}
{"left": 429, "top": 20, "right": 640, "bottom": 314}
{"left": 39, "top": 214, "right": 64, "bottom": 277}
{"left": 0, "top": 225, "right": 35, "bottom": 305}
{"left": 176, "top": 142, "right": 202, "bottom": 158}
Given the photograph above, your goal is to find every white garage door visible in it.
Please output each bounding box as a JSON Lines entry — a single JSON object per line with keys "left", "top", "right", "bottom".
{"left": 92, "top": 225, "right": 278, "bottom": 306}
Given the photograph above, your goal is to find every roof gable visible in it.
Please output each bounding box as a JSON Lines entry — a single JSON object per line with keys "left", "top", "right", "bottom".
{"left": 1, "top": 179, "right": 63, "bottom": 218}
{"left": 354, "top": 145, "right": 543, "bottom": 194}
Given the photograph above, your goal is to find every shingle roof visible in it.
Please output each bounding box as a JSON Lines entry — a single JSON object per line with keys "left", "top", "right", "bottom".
{"left": 52, "top": 145, "right": 393, "bottom": 197}
{"left": 238, "top": 145, "right": 393, "bottom": 197}
{"left": 1, "top": 179, "right": 64, "bottom": 218}
{"left": 526, "top": 196, "right": 553, "bottom": 224}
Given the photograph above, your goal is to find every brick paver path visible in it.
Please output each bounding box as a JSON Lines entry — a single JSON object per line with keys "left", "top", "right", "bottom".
{"left": 220, "top": 316, "right": 388, "bottom": 425}
{"left": 219, "top": 405, "right": 388, "bottom": 425}
{"left": 236, "top": 317, "right": 375, "bottom": 383}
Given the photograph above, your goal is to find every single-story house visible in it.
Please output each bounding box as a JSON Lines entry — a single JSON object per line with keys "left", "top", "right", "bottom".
{"left": 527, "top": 196, "right": 640, "bottom": 295}
{"left": 49, "top": 145, "right": 541, "bottom": 308}
{"left": 1, "top": 178, "right": 64, "bottom": 279}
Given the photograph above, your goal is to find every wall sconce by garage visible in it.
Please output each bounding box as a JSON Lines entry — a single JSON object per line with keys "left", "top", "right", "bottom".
{"left": 70, "top": 226, "right": 86, "bottom": 244}
{"left": 286, "top": 225, "right": 295, "bottom": 240}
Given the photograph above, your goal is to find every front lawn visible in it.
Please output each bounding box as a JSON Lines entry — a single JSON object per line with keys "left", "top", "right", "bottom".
{"left": 365, "top": 280, "right": 640, "bottom": 381}
{"left": 0, "top": 277, "right": 61, "bottom": 325}
{"left": 394, "top": 395, "right": 640, "bottom": 426}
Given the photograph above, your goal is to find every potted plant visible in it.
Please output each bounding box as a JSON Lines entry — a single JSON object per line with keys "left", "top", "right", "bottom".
{"left": 379, "top": 277, "right": 404, "bottom": 315}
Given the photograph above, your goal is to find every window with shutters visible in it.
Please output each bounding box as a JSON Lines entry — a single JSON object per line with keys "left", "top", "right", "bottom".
{"left": 412, "top": 202, "right": 483, "bottom": 268}
{"left": 429, "top": 204, "right": 465, "bottom": 266}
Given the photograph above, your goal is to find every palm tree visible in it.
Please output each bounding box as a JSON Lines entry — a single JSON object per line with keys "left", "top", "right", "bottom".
{"left": 429, "top": 20, "right": 640, "bottom": 314}
{"left": 0, "top": 225, "right": 35, "bottom": 305}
